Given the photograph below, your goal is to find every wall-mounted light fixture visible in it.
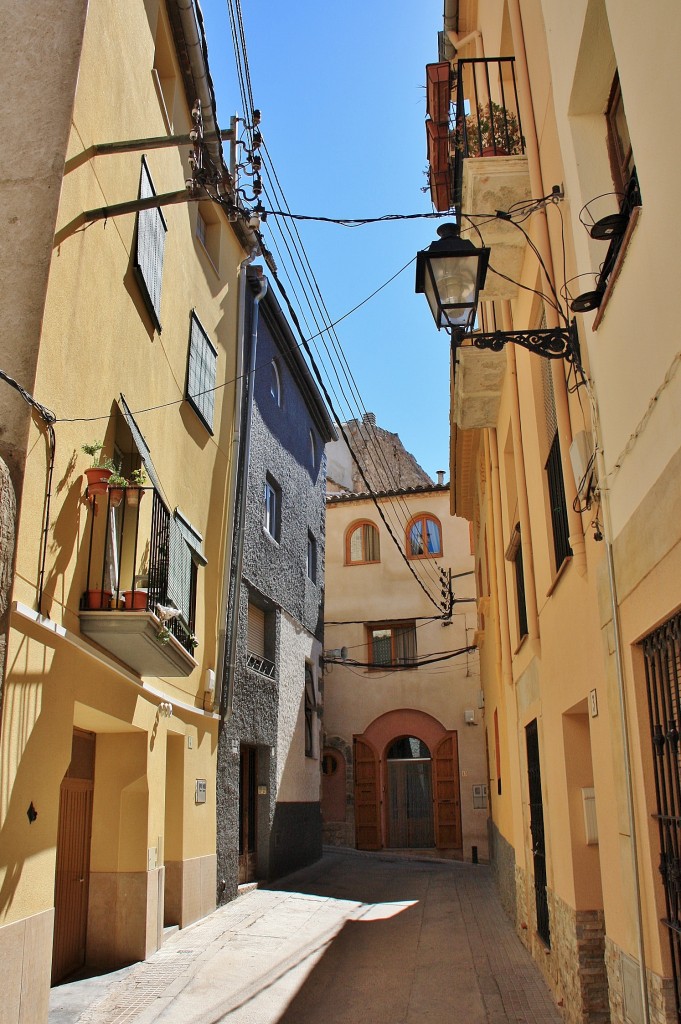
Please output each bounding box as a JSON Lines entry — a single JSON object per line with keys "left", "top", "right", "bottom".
{"left": 416, "top": 223, "right": 580, "bottom": 363}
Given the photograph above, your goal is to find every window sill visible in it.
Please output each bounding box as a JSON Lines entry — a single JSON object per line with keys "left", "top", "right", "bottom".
{"left": 592, "top": 206, "right": 642, "bottom": 330}
{"left": 546, "top": 555, "right": 572, "bottom": 598}
{"left": 513, "top": 633, "right": 529, "bottom": 657}
{"left": 262, "top": 526, "right": 280, "bottom": 546}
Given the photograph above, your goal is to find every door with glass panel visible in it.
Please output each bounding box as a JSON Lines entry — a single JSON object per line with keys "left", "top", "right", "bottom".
{"left": 386, "top": 736, "right": 435, "bottom": 848}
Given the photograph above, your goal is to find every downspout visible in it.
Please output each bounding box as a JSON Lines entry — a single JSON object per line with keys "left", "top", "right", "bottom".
{"left": 506, "top": 0, "right": 586, "bottom": 576}
{"left": 595, "top": 402, "right": 651, "bottom": 1024}
{"left": 221, "top": 270, "right": 268, "bottom": 718}
{"left": 212, "top": 251, "right": 255, "bottom": 711}
{"left": 446, "top": 28, "right": 484, "bottom": 58}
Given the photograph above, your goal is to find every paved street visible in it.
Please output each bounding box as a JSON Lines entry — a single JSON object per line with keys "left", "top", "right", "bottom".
{"left": 49, "top": 849, "right": 562, "bottom": 1024}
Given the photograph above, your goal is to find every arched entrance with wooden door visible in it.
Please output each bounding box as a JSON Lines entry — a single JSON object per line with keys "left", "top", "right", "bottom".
{"left": 353, "top": 710, "right": 462, "bottom": 855}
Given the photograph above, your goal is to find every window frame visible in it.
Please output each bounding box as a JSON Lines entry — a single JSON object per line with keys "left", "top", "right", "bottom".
{"left": 366, "top": 620, "right": 417, "bottom": 670}
{"left": 345, "top": 519, "right": 380, "bottom": 565}
{"left": 606, "top": 71, "right": 634, "bottom": 196}
{"left": 307, "top": 530, "right": 317, "bottom": 582}
{"left": 270, "top": 360, "right": 282, "bottom": 407}
{"left": 133, "top": 158, "right": 167, "bottom": 333}
{"left": 406, "top": 513, "right": 443, "bottom": 560}
{"left": 186, "top": 311, "right": 218, "bottom": 433}
{"left": 264, "top": 474, "right": 281, "bottom": 542}
{"left": 304, "top": 662, "right": 316, "bottom": 757}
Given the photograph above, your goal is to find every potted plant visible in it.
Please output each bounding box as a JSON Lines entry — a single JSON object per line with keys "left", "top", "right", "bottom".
{"left": 107, "top": 470, "right": 128, "bottom": 508}
{"left": 82, "top": 441, "right": 114, "bottom": 497}
{"left": 126, "top": 466, "right": 148, "bottom": 507}
{"left": 84, "top": 587, "right": 112, "bottom": 610}
{"left": 462, "top": 101, "right": 522, "bottom": 158}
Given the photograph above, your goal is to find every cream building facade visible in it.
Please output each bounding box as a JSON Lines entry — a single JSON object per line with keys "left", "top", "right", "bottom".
{"left": 323, "top": 466, "right": 488, "bottom": 862}
{"left": 0, "top": 1, "right": 258, "bottom": 1020}
{"left": 423, "top": 1, "right": 681, "bottom": 1023}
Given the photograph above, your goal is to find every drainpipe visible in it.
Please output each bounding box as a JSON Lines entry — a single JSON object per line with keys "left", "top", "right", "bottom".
{"left": 221, "top": 270, "right": 268, "bottom": 717}
{"left": 212, "top": 251, "right": 255, "bottom": 711}
{"left": 508, "top": 3, "right": 650, "bottom": 1016}
{"left": 506, "top": 0, "right": 586, "bottom": 577}
{"left": 446, "top": 28, "right": 485, "bottom": 58}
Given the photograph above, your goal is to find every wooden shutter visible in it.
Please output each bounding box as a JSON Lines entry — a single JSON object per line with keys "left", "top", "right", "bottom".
{"left": 247, "top": 603, "right": 265, "bottom": 658}
{"left": 187, "top": 312, "right": 217, "bottom": 430}
{"left": 354, "top": 738, "right": 381, "bottom": 850}
{"left": 433, "top": 732, "right": 462, "bottom": 849}
{"left": 134, "top": 158, "right": 167, "bottom": 332}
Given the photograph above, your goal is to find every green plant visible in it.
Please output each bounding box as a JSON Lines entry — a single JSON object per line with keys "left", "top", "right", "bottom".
{"left": 461, "top": 101, "right": 522, "bottom": 157}
{"left": 130, "top": 467, "right": 147, "bottom": 487}
{"left": 81, "top": 441, "right": 114, "bottom": 468}
{"left": 108, "top": 471, "right": 128, "bottom": 488}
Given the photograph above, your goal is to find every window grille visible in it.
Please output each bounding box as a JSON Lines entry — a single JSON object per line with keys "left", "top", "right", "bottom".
{"left": 134, "top": 159, "right": 167, "bottom": 332}
{"left": 186, "top": 312, "right": 217, "bottom": 431}
{"left": 642, "top": 612, "right": 681, "bottom": 1022}
{"left": 545, "top": 433, "right": 572, "bottom": 569}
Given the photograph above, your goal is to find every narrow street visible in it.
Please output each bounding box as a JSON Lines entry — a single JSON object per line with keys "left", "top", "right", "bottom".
{"left": 50, "top": 849, "right": 562, "bottom": 1024}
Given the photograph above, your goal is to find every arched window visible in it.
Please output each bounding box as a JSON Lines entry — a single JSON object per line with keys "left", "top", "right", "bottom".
{"left": 346, "top": 520, "right": 380, "bottom": 564}
{"left": 387, "top": 737, "right": 431, "bottom": 760}
{"left": 270, "top": 360, "right": 281, "bottom": 407}
{"left": 406, "top": 513, "right": 442, "bottom": 559}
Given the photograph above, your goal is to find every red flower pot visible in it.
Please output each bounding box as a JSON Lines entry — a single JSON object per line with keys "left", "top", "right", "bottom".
{"left": 84, "top": 467, "right": 113, "bottom": 497}
{"left": 85, "top": 589, "right": 112, "bottom": 610}
{"left": 124, "top": 589, "right": 148, "bottom": 610}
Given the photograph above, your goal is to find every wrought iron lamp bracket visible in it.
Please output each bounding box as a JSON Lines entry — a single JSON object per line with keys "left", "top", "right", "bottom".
{"left": 454, "top": 320, "right": 580, "bottom": 363}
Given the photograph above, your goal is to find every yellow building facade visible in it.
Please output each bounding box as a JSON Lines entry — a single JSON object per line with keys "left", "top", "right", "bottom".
{"left": 425, "top": 1, "right": 681, "bottom": 1022}
{"left": 0, "top": 1, "right": 256, "bottom": 1019}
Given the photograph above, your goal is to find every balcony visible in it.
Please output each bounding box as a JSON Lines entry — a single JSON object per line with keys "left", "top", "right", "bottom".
{"left": 425, "top": 61, "right": 453, "bottom": 212}
{"left": 79, "top": 485, "right": 198, "bottom": 678}
{"left": 452, "top": 58, "right": 531, "bottom": 300}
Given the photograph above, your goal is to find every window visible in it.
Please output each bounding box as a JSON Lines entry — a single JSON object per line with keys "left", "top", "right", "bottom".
{"left": 264, "top": 475, "right": 281, "bottom": 541}
{"left": 134, "top": 158, "right": 167, "bottom": 333}
{"left": 270, "top": 360, "right": 281, "bottom": 407}
{"left": 152, "top": 12, "right": 176, "bottom": 131}
{"left": 367, "top": 621, "right": 417, "bottom": 668}
{"left": 304, "top": 663, "right": 316, "bottom": 757}
{"left": 407, "top": 514, "right": 442, "bottom": 559}
{"left": 186, "top": 312, "right": 218, "bottom": 431}
{"left": 195, "top": 203, "right": 220, "bottom": 271}
{"left": 246, "top": 600, "right": 275, "bottom": 677}
{"left": 505, "top": 522, "right": 528, "bottom": 642}
{"left": 310, "top": 430, "right": 317, "bottom": 468}
{"left": 545, "top": 433, "right": 572, "bottom": 570}
{"left": 606, "top": 72, "right": 634, "bottom": 196}
{"left": 346, "top": 521, "right": 380, "bottom": 564}
{"left": 307, "top": 531, "right": 317, "bottom": 582}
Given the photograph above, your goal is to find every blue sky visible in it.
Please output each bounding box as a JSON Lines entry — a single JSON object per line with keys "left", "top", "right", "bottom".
{"left": 201, "top": 0, "right": 449, "bottom": 481}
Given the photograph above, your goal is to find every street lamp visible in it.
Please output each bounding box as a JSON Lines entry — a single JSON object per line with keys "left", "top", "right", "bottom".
{"left": 416, "top": 223, "right": 580, "bottom": 362}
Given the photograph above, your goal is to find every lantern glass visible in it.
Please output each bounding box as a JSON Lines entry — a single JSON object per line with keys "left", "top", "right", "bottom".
{"left": 415, "top": 224, "right": 489, "bottom": 332}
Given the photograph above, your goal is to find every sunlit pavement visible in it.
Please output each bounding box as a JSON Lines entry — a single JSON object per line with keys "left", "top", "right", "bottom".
{"left": 49, "top": 848, "right": 562, "bottom": 1024}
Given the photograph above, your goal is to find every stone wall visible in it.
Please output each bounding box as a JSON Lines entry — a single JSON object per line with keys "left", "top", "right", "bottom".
{"left": 605, "top": 937, "right": 677, "bottom": 1024}
{"left": 551, "top": 893, "right": 609, "bottom": 1024}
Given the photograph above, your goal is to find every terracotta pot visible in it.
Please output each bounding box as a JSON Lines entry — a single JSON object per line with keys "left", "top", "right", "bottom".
{"left": 85, "top": 589, "right": 112, "bottom": 610}
{"left": 108, "top": 487, "right": 125, "bottom": 508}
{"left": 126, "top": 487, "right": 144, "bottom": 507}
{"left": 84, "top": 466, "right": 113, "bottom": 497}
{"left": 124, "top": 589, "right": 148, "bottom": 610}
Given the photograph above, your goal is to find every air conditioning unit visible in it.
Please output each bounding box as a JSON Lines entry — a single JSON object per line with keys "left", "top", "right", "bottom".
{"left": 569, "top": 430, "right": 597, "bottom": 500}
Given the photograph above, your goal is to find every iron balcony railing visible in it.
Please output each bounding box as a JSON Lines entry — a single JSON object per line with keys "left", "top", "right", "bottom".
{"left": 246, "top": 651, "right": 276, "bottom": 678}
{"left": 452, "top": 57, "right": 525, "bottom": 215}
{"left": 82, "top": 486, "right": 196, "bottom": 656}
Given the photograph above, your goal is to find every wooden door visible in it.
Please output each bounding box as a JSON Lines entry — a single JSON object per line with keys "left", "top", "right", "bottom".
{"left": 353, "top": 738, "right": 381, "bottom": 850}
{"left": 433, "top": 733, "right": 462, "bottom": 850}
{"left": 526, "top": 720, "right": 550, "bottom": 946}
{"left": 239, "top": 746, "right": 257, "bottom": 883}
{"left": 52, "top": 778, "right": 94, "bottom": 983}
{"left": 387, "top": 760, "right": 435, "bottom": 848}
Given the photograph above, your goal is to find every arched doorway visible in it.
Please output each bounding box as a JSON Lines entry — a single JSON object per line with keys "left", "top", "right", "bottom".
{"left": 386, "top": 737, "right": 434, "bottom": 848}
{"left": 354, "top": 710, "right": 462, "bottom": 854}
